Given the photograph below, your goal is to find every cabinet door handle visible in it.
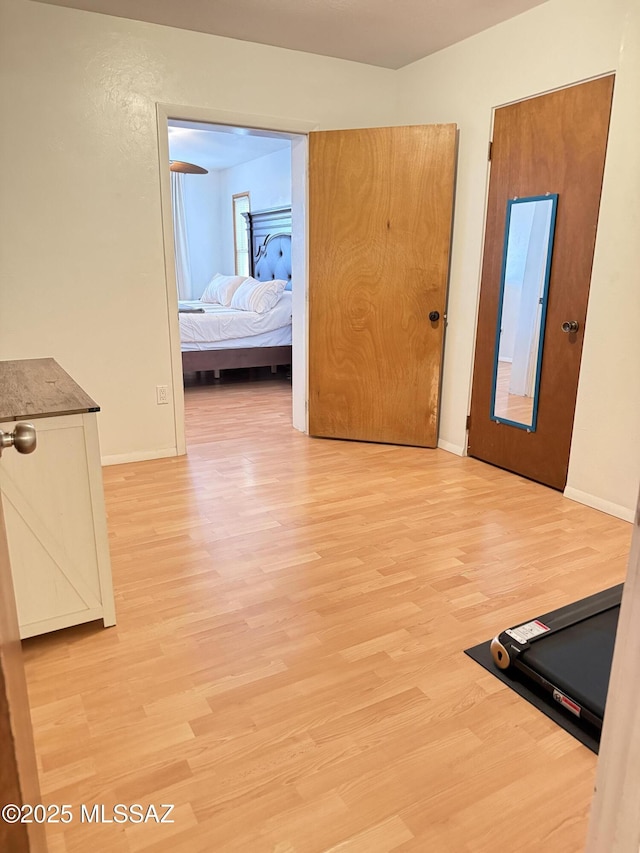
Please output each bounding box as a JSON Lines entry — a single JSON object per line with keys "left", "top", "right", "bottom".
{"left": 0, "top": 423, "right": 37, "bottom": 457}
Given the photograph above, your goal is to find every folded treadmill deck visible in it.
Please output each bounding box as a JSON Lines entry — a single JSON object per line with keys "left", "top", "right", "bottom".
{"left": 491, "top": 584, "right": 622, "bottom": 731}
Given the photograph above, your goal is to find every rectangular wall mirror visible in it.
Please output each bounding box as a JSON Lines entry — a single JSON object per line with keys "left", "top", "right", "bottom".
{"left": 490, "top": 193, "right": 558, "bottom": 431}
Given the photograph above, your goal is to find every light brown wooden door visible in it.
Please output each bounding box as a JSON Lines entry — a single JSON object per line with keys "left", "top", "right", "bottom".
{"left": 468, "top": 76, "right": 614, "bottom": 489}
{"left": 308, "top": 125, "right": 457, "bottom": 447}
{"left": 0, "top": 446, "right": 45, "bottom": 852}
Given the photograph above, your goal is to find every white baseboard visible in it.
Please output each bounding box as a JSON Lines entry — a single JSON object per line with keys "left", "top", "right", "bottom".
{"left": 437, "top": 439, "right": 466, "bottom": 457}
{"left": 101, "top": 447, "right": 180, "bottom": 466}
{"left": 563, "top": 487, "right": 635, "bottom": 523}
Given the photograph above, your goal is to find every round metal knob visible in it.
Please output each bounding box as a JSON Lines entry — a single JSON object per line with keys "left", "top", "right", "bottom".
{"left": 0, "top": 423, "right": 37, "bottom": 456}
{"left": 429, "top": 311, "right": 440, "bottom": 322}
{"left": 562, "top": 320, "right": 579, "bottom": 333}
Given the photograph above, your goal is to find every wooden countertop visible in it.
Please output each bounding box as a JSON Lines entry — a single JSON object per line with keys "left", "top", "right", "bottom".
{"left": 0, "top": 358, "right": 99, "bottom": 422}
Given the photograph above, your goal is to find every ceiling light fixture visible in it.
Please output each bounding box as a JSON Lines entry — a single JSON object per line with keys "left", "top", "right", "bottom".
{"left": 169, "top": 160, "right": 208, "bottom": 174}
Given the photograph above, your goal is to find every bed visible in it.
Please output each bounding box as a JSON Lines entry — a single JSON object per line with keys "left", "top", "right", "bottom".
{"left": 180, "top": 206, "right": 292, "bottom": 375}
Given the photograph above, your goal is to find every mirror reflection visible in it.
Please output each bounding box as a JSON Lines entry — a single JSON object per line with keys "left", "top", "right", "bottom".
{"left": 491, "top": 194, "right": 558, "bottom": 431}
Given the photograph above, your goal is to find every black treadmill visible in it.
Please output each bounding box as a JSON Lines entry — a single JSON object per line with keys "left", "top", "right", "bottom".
{"left": 491, "top": 584, "right": 622, "bottom": 732}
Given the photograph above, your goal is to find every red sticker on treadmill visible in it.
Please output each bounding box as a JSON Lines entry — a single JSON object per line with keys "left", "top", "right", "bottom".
{"left": 553, "top": 689, "right": 581, "bottom": 717}
{"left": 505, "top": 619, "right": 551, "bottom": 644}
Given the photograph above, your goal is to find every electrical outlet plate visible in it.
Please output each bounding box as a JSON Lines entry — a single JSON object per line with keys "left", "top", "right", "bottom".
{"left": 156, "top": 385, "right": 169, "bottom": 405}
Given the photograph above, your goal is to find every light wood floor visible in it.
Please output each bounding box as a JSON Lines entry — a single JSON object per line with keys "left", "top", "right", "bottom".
{"left": 494, "top": 360, "right": 535, "bottom": 425}
{"left": 22, "top": 374, "right": 631, "bottom": 852}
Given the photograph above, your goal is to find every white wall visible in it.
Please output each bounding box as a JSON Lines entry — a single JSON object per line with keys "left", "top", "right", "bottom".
{"left": 182, "top": 170, "right": 224, "bottom": 298}
{"left": 396, "top": 0, "right": 637, "bottom": 518}
{"left": 564, "top": 0, "right": 640, "bottom": 521}
{"left": 0, "top": 0, "right": 396, "bottom": 462}
{"left": 219, "top": 147, "right": 292, "bottom": 274}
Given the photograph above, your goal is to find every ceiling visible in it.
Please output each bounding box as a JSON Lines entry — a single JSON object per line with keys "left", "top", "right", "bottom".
{"left": 34, "top": 0, "right": 548, "bottom": 69}
{"left": 169, "top": 121, "right": 292, "bottom": 172}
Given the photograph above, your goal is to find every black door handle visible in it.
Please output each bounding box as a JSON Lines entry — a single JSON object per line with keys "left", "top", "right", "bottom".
{"left": 429, "top": 311, "right": 440, "bottom": 322}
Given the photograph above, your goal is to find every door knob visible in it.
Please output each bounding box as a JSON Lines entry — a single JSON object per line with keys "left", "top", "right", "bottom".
{"left": 562, "top": 320, "right": 579, "bottom": 333}
{"left": 0, "top": 423, "right": 37, "bottom": 458}
{"left": 429, "top": 311, "right": 440, "bottom": 322}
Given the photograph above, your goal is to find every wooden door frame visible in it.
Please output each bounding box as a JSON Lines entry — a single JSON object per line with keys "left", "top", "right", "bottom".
{"left": 0, "top": 490, "right": 46, "bottom": 851}
{"left": 156, "top": 103, "right": 316, "bottom": 454}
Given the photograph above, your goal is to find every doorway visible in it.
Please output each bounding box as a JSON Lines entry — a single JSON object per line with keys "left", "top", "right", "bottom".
{"left": 156, "top": 104, "right": 315, "bottom": 455}
{"left": 165, "top": 118, "right": 296, "bottom": 447}
{"left": 468, "top": 76, "right": 615, "bottom": 490}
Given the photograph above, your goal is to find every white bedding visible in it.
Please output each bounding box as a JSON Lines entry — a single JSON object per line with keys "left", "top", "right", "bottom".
{"left": 181, "top": 327, "right": 292, "bottom": 352}
{"left": 179, "top": 292, "right": 292, "bottom": 350}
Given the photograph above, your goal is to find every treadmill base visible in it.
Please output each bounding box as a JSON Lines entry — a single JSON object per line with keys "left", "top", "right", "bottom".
{"left": 464, "top": 639, "right": 600, "bottom": 753}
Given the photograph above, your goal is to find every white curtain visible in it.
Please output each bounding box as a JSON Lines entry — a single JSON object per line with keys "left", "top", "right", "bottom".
{"left": 170, "top": 172, "right": 192, "bottom": 300}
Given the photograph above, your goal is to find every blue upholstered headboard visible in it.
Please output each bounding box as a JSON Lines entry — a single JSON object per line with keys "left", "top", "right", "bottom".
{"left": 254, "top": 233, "right": 292, "bottom": 290}
{"left": 243, "top": 206, "right": 292, "bottom": 291}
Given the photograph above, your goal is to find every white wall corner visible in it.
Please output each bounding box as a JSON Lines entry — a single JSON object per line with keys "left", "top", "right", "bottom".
{"left": 437, "top": 438, "right": 466, "bottom": 457}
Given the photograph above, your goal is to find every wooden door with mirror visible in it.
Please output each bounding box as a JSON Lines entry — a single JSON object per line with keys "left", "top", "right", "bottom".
{"left": 468, "top": 76, "right": 615, "bottom": 490}
{"left": 308, "top": 124, "right": 457, "bottom": 447}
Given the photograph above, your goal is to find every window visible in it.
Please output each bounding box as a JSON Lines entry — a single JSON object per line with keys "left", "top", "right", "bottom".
{"left": 232, "top": 192, "right": 251, "bottom": 277}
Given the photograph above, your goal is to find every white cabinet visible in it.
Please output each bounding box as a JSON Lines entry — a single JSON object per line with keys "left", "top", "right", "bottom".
{"left": 0, "top": 360, "right": 115, "bottom": 639}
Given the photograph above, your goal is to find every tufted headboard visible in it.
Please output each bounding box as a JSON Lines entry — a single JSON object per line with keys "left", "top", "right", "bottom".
{"left": 243, "top": 206, "right": 292, "bottom": 290}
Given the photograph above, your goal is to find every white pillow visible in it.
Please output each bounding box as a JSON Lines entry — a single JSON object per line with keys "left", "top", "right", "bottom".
{"left": 230, "top": 277, "right": 287, "bottom": 314}
{"left": 200, "top": 273, "right": 247, "bottom": 305}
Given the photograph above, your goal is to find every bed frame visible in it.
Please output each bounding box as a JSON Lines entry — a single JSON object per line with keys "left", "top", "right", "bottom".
{"left": 181, "top": 206, "right": 292, "bottom": 375}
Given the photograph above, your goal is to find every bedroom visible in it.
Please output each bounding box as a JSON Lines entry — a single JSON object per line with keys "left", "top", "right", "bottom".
{"left": 167, "top": 120, "right": 295, "bottom": 415}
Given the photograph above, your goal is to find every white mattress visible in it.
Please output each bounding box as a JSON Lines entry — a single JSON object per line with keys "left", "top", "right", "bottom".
{"left": 179, "top": 292, "right": 292, "bottom": 350}
{"left": 181, "top": 326, "right": 292, "bottom": 352}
